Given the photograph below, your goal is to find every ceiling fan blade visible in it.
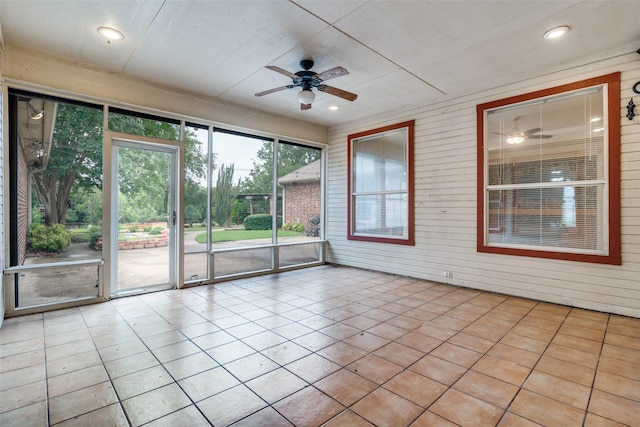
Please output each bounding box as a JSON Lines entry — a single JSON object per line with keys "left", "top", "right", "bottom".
{"left": 300, "top": 103, "right": 312, "bottom": 110}
{"left": 255, "top": 85, "right": 295, "bottom": 97}
{"left": 523, "top": 128, "right": 542, "bottom": 136}
{"left": 523, "top": 128, "right": 553, "bottom": 139}
{"left": 317, "top": 85, "right": 358, "bottom": 101}
{"left": 265, "top": 65, "right": 297, "bottom": 79}
{"left": 314, "top": 66, "right": 349, "bottom": 82}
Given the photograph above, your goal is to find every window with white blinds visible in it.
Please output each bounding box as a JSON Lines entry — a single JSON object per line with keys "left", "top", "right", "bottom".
{"left": 348, "top": 121, "right": 414, "bottom": 245}
{"left": 477, "top": 73, "right": 621, "bottom": 264}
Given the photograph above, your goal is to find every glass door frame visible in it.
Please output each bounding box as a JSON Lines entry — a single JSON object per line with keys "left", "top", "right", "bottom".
{"left": 105, "top": 132, "right": 180, "bottom": 297}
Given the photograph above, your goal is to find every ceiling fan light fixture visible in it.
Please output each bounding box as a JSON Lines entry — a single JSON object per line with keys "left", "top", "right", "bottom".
{"left": 27, "top": 102, "right": 44, "bottom": 120}
{"left": 98, "top": 26, "right": 124, "bottom": 41}
{"left": 506, "top": 116, "right": 525, "bottom": 144}
{"left": 544, "top": 25, "right": 570, "bottom": 40}
{"left": 506, "top": 135, "right": 525, "bottom": 144}
{"left": 297, "top": 89, "right": 315, "bottom": 105}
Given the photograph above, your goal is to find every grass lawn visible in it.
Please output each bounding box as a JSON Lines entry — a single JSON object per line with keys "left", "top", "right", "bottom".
{"left": 196, "top": 229, "right": 303, "bottom": 243}
{"left": 68, "top": 228, "right": 92, "bottom": 243}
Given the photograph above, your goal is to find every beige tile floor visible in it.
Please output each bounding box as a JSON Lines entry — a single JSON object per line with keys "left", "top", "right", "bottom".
{"left": 1, "top": 265, "right": 639, "bottom": 426}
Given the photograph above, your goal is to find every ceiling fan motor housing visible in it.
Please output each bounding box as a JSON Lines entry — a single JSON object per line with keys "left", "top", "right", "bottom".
{"left": 295, "top": 67, "right": 321, "bottom": 90}
{"left": 300, "top": 59, "right": 314, "bottom": 70}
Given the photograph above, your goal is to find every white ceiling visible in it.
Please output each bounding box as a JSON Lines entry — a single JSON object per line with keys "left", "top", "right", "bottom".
{"left": 1, "top": 1, "right": 639, "bottom": 127}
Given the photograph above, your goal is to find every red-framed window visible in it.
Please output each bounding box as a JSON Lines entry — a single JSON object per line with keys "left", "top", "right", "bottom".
{"left": 477, "top": 73, "right": 621, "bottom": 264}
{"left": 348, "top": 120, "right": 415, "bottom": 245}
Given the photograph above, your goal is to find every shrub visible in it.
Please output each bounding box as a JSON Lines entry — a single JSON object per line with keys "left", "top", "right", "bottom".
{"left": 185, "top": 206, "right": 202, "bottom": 224}
{"left": 244, "top": 214, "right": 272, "bottom": 230}
{"left": 68, "top": 228, "right": 91, "bottom": 243}
{"left": 230, "top": 199, "right": 248, "bottom": 225}
{"left": 282, "top": 222, "right": 293, "bottom": 231}
{"left": 149, "top": 227, "right": 164, "bottom": 235}
{"left": 89, "top": 227, "right": 103, "bottom": 249}
{"left": 293, "top": 222, "right": 305, "bottom": 233}
{"left": 27, "top": 223, "right": 71, "bottom": 253}
{"left": 243, "top": 214, "right": 282, "bottom": 230}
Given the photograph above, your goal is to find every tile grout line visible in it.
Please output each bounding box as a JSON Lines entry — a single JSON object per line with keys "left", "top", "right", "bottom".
{"left": 119, "top": 297, "right": 217, "bottom": 426}
{"left": 580, "top": 312, "right": 611, "bottom": 426}
{"left": 152, "top": 282, "right": 323, "bottom": 427}
{"left": 79, "top": 305, "right": 134, "bottom": 427}
{"left": 498, "top": 306, "right": 597, "bottom": 426}
{"left": 40, "top": 316, "right": 51, "bottom": 427}
{"left": 410, "top": 294, "right": 544, "bottom": 425}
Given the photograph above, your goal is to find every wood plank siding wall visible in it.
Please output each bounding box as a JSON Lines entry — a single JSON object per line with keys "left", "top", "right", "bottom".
{"left": 326, "top": 53, "right": 640, "bottom": 318}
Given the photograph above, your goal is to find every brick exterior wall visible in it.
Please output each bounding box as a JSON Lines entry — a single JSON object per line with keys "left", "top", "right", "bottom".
{"left": 283, "top": 181, "right": 320, "bottom": 226}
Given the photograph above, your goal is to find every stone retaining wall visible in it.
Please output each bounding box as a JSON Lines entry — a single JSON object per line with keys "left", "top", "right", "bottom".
{"left": 94, "top": 236, "right": 168, "bottom": 250}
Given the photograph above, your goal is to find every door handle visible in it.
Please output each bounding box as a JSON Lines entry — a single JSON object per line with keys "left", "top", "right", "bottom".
{"left": 172, "top": 211, "right": 176, "bottom": 226}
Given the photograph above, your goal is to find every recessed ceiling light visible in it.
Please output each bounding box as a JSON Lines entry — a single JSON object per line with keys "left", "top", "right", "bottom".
{"left": 593, "top": 127, "right": 604, "bottom": 132}
{"left": 544, "top": 26, "right": 570, "bottom": 40}
{"left": 328, "top": 105, "right": 339, "bottom": 111}
{"left": 590, "top": 117, "right": 602, "bottom": 122}
{"left": 98, "top": 26, "right": 124, "bottom": 41}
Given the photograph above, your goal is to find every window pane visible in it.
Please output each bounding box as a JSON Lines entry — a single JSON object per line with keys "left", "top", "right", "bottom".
{"left": 488, "top": 185, "right": 602, "bottom": 251}
{"left": 488, "top": 156, "right": 600, "bottom": 186}
{"left": 213, "top": 131, "right": 273, "bottom": 246}
{"left": 353, "top": 193, "right": 408, "bottom": 237}
{"left": 16, "top": 264, "right": 101, "bottom": 307}
{"left": 353, "top": 130, "right": 407, "bottom": 192}
{"left": 184, "top": 252, "right": 208, "bottom": 282}
{"left": 214, "top": 247, "right": 272, "bottom": 278}
{"left": 487, "top": 87, "right": 605, "bottom": 186}
{"left": 277, "top": 141, "right": 322, "bottom": 243}
{"left": 279, "top": 243, "right": 321, "bottom": 267}
{"left": 13, "top": 94, "right": 103, "bottom": 307}
{"left": 348, "top": 121, "right": 414, "bottom": 244}
{"left": 184, "top": 124, "right": 209, "bottom": 282}
{"left": 108, "top": 108, "right": 180, "bottom": 140}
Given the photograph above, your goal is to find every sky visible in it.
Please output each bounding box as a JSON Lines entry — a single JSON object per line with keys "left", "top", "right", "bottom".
{"left": 190, "top": 127, "right": 262, "bottom": 183}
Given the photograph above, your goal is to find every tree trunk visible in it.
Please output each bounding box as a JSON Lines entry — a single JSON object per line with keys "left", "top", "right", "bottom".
{"left": 31, "top": 170, "right": 76, "bottom": 225}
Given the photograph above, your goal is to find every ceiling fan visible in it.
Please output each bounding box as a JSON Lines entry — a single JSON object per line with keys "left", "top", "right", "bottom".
{"left": 499, "top": 116, "right": 553, "bottom": 144}
{"left": 255, "top": 59, "right": 357, "bottom": 110}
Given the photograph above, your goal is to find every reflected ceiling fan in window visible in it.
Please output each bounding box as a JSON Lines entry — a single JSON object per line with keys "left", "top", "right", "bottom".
{"left": 499, "top": 116, "right": 553, "bottom": 144}
{"left": 255, "top": 59, "right": 357, "bottom": 110}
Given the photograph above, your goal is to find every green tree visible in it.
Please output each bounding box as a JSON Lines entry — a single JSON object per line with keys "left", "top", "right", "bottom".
{"left": 185, "top": 181, "right": 207, "bottom": 223}
{"left": 212, "top": 164, "right": 239, "bottom": 227}
{"left": 31, "top": 104, "right": 103, "bottom": 225}
{"left": 66, "top": 187, "right": 102, "bottom": 225}
{"left": 31, "top": 103, "right": 208, "bottom": 225}
{"left": 111, "top": 116, "right": 208, "bottom": 218}
{"left": 241, "top": 142, "right": 320, "bottom": 193}
{"left": 117, "top": 148, "right": 171, "bottom": 220}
